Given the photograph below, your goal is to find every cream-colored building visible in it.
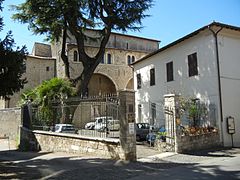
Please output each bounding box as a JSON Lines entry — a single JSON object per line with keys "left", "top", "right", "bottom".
{"left": 0, "top": 31, "right": 159, "bottom": 108}
{"left": 133, "top": 22, "right": 240, "bottom": 147}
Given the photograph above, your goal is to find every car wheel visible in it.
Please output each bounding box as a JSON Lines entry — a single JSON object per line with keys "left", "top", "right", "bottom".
{"left": 136, "top": 135, "right": 140, "bottom": 141}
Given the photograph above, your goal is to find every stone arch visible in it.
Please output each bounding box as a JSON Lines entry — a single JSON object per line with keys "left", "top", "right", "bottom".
{"left": 126, "top": 78, "right": 134, "bottom": 90}
{"left": 88, "top": 73, "right": 117, "bottom": 96}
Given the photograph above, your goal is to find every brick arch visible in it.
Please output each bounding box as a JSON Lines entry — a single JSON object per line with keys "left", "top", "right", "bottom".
{"left": 88, "top": 73, "right": 117, "bottom": 96}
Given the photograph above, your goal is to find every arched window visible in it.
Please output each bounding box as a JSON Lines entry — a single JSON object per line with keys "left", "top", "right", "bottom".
{"left": 107, "top": 53, "right": 112, "bottom": 64}
{"left": 127, "top": 55, "right": 131, "bottom": 64}
{"left": 132, "top": 56, "right": 135, "bottom": 63}
{"left": 73, "top": 50, "right": 78, "bottom": 62}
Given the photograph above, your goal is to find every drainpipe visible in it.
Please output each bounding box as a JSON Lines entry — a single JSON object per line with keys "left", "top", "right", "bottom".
{"left": 208, "top": 25, "right": 224, "bottom": 146}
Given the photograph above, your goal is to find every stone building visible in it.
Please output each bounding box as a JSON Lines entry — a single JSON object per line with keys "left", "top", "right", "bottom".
{"left": 0, "top": 31, "right": 159, "bottom": 108}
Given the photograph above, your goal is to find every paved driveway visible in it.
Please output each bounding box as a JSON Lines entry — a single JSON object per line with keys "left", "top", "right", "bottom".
{"left": 0, "top": 140, "right": 240, "bottom": 180}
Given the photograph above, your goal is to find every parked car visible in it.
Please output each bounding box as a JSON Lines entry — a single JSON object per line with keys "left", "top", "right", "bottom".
{"left": 54, "top": 124, "right": 77, "bottom": 134}
{"left": 136, "top": 123, "right": 151, "bottom": 141}
{"left": 85, "top": 116, "right": 113, "bottom": 130}
{"left": 96, "top": 120, "right": 120, "bottom": 131}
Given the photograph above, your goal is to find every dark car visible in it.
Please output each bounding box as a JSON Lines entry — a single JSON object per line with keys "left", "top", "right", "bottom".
{"left": 136, "top": 123, "right": 151, "bottom": 141}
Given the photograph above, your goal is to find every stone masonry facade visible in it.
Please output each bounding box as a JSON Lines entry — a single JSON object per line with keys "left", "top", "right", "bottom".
{"left": 0, "top": 108, "right": 22, "bottom": 141}
{"left": 3, "top": 30, "right": 159, "bottom": 108}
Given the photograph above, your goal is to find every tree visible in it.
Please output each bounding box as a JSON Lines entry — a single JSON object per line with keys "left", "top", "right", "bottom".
{"left": 20, "top": 78, "right": 76, "bottom": 125}
{"left": 13, "top": 0, "right": 153, "bottom": 95}
{"left": 0, "top": 0, "right": 27, "bottom": 99}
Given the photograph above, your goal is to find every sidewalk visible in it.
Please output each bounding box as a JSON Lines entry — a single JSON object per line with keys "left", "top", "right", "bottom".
{"left": 131, "top": 148, "right": 240, "bottom": 180}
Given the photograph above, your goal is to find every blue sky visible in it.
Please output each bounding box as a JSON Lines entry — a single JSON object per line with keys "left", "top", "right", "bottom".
{"left": 1, "top": 0, "right": 240, "bottom": 52}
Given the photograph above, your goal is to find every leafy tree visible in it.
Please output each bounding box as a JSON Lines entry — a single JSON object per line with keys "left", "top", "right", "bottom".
{"left": 13, "top": 0, "right": 153, "bottom": 95}
{"left": 20, "top": 78, "right": 76, "bottom": 125}
{"left": 0, "top": 0, "right": 27, "bottom": 99}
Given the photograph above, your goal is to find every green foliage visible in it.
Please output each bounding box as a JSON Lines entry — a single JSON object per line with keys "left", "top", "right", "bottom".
{"left": 0, "top": 0, "right": 27, "bottom": 98}
{"left": 34, "top": 77, "right": 75, "bottom": 104}
{"left": 178, "top": 96, "right": 208, "bottom": 127}
{"left": 20, "top": 78, "right": 76, "bottom": 125}
{"left": 13, "top": 0, "right": 153, "bottom": 41}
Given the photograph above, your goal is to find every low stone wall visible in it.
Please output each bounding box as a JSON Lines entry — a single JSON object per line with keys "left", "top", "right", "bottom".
{"left": 176, "top": 132, "right": 221, "bottom": 153}
{"left": 0, "top": 108, "right": 22, "bottom": 141}
{"left": 26, "top": 129, "right": 124, "bottom": 159}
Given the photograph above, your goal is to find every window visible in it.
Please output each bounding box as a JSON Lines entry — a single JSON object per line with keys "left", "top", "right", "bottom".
{"left": 151, "top": 103, "right": 156, "bottom": 125}
{"left": 137, "top": 73, "right": 141, "bottom": 89}
{"left": 132, "top": 56, "right": 135, "bottom": 63}
{"left": 127, "top": 55, "right": 136, "bottom": 64}
{"left": 23, "top": 61, "right": 26, "bottom": 73}
{"left": 46, "top": 66, "right": 50, "bottom": 71}
{"left": 166, "top": 61, "right": 174, "bottom": 82}
{"left": 188, "top": 52, "right": 198, "bottom": 77}
{"left": 138, "top": 104, "right": 142, "bottom": 122}
{"left": 73, "top": 50, "right": 78, "bottom": 62}
{"left": 107, "top": 53, "right": 112, "bottom": 64}
{"left": 128, "top": 104, "right": 134, "bottom": 113}
{"left": 100, "top": 55, "right": 104, "bottom": 64}
{"left": 150, "top": 68, "right": 155, "bottom": 86}
{"left": 127, "top": 55, "right": 131, "bottom": 64}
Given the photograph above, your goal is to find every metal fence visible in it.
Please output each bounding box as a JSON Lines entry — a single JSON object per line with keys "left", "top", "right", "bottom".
{"left": 30, "top": 95, "right": 120, "bottom": 139}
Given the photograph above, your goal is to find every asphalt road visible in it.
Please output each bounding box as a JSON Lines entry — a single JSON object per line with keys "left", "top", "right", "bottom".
{"left": 0, "top": 139, "right": 240, "bottom": 180}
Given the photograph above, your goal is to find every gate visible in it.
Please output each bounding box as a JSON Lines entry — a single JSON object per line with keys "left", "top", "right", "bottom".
{"left": 30, "top": 95, "right": 120, "bottom": 139}
{"left": 146, "top": 101, "right": 176, "bottom": 152}
{"left": 164, "top": 106, "right": 175, "bottom": 152}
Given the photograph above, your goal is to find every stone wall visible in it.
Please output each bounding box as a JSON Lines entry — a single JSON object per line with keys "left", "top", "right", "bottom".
{"left": 8, "top": 55, "right": 56, "bottom": 108}
{"left": 30, "top": 130, "right": 123, "bottom": 159}
{"left": 0, "top": 108, "right": 22, "bottom": 141}
{"left": 176, "top": 132, "right": 221, "bottom": 153}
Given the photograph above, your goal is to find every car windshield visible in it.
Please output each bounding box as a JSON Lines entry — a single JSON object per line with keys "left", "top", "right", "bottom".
{"left": 137, "top": 123, "right": 150, "bottom": 129}
{"left": 55, "top": 125, "right": 60, "bottom": 131}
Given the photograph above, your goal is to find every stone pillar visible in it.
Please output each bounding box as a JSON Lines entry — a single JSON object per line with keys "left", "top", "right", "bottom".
{"left": 118, "top": 90, "right": 136, "bottom": 161}
{"left": 164, "top": 94, "right": 180, "bottom": 153}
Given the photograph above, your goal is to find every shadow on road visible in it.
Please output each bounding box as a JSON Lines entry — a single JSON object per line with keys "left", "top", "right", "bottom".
{"left": 183, "top": 147, "right": 239, "bottom": 158}
{"left": 0, "top": 149, "right": 240, "bottom": 180}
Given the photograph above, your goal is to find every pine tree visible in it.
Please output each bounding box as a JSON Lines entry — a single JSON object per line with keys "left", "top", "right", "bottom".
{"left": 0, "top": 0, "right": 27, "bottom": 99}
{"left": 13, "top": 0, "right": 153, "bottom": 95}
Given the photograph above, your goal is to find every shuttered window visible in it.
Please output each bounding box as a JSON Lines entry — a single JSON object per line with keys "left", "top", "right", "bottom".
{"left": 150, "top": 68, "right": 155, "bottom": 86}
{"left": 166, "top": 61, "right": 174, "bottom": 82}
{"left": 137, "top": 73, "right": 141, "bottom": 89}
{"left": 188, "top": 52, "right": 198, "bottom": 77}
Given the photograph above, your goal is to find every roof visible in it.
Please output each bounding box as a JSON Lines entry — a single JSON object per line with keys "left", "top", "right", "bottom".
{"left": 27, "top": 54, "right": 56, "bottom": 60}
{"left": 32, "top": 42, "right": 52, "bottom": 57}
{"left": 132, "top": 22, "right": 240, "bottom": 65}
{"left": 111, "top": 31, "right": 160, "bottom": 43}
{"left": 84, "top": 28, "right": 160, "bottom": 42}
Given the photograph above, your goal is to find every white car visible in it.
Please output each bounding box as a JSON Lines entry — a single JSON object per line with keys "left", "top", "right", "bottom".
{"left": 54, "top": 124, "right": 77, "bottom": 134}
{"left": 85, "top": 116, "right": 113, "bottom": 130}
{"left": 96, "top": 120, "right": 120, "bottom": 131}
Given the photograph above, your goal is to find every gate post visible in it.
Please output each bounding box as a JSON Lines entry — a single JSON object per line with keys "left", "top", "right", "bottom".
{"left": 164, "top": 94, "right": 180, "bottom": 153}
{"left": 118, "top": 90, "right": 136, "bottom": 161}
